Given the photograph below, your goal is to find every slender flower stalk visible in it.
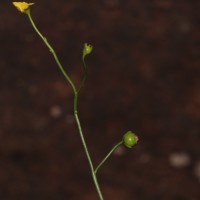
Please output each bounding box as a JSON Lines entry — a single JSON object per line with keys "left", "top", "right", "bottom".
{"left": 77, "top": 43, "right": 93, "bottom": 93}
{"left": 95, "top": 141, "right": 123, "bottom": 174}
{"left": 12, "top": 3, "right": 104, "bottom": 199}
{"left": 95, "top": 131, "right": 138, "bottom": 174}
{"left": 12, "top": 3, "right": 138, "bottom": 200}
{"left": 25, "top": 9, "right": 104, "bottom": 200}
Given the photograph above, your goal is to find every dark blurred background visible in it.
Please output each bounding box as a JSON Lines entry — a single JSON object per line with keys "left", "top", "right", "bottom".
{"left": 0, "top": 0, "right": 200, "bottom": 199}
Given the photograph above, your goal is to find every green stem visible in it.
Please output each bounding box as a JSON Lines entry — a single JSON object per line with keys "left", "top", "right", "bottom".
{"left": 27, "top": 10, "right": 76, "bottom": 94}
{"left": 26, "top": 10, "right": 104, "bottom": 200}
{"left": 74, "top": 102, "right": 104, "bottom": 200}
{"left": 95, "top": 141, "right": 123, "bottom": 174}
{"left": 77, "top": 55, "right": 88, "bottom": 93}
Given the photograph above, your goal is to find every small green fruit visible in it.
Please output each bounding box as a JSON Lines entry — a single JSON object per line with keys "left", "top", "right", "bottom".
{"left": 123, "top": 131, "right": 138, "bottom": 148}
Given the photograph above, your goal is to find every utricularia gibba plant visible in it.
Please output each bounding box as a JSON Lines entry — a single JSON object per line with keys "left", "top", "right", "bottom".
{"left": 12, "top": 2, "right": 139, "bottom": 200}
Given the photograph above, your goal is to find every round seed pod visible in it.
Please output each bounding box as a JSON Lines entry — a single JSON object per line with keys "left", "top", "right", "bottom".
{"left": 123, "top": 131, "right": 138, "bottom": 148}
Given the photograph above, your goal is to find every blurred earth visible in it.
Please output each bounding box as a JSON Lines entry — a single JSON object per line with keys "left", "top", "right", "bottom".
{"left": 0, "top": 0, "right": 200, "bottom": 199}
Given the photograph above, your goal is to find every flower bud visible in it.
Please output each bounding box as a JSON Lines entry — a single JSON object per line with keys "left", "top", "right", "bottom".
{"left": 82, "top": 43, "right": 93, "bottom": 58}
{"left": 12, "top": 2, "right": 34, "bottom": 14}
{"left": 123, "top": 131, "right": 138, "bottom": 148}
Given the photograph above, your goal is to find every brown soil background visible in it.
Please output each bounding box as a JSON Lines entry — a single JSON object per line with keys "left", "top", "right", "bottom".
{"left": 0, "top": 1, "right": 200, "bottom": 199}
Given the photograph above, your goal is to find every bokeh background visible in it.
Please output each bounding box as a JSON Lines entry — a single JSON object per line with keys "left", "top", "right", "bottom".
{"left": 0, "top": 0, "right": 200, "bottom": 199}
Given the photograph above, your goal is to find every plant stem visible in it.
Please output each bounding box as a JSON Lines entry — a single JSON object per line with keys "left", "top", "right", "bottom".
{"left": 27, "top": 10, "right": 76, "bottom": 94}
{"left": 77, "top": 55, "right": 88, "bottom": 93}
{"left": 95, "top": 141, "right": 123, "bottom": 174}
{"left": 27, "top": 10, "right": 104, "bottom": 200}
{"left": 74, "top": 95, "right": 104, "bottom": 200}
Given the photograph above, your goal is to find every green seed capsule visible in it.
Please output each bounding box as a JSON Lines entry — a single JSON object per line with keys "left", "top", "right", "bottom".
{"left": 123, "top": 131, "right": 138, "bottom": 148}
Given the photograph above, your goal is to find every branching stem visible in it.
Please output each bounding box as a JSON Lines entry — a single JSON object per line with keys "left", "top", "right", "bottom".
{"left": 27, "top": 10, "right": 104, "bottom": 200}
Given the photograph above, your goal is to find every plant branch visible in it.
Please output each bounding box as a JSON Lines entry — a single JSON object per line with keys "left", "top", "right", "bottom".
{"left": 27, "top": 10, "right": 76, "bottom": 94}
{"left": 95, "top": 141, "right": 123, "bottom": 174}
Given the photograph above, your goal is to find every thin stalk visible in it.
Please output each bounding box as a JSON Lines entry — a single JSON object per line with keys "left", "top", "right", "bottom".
{"left": 74, "top": 99, "right": 104, "bottom": 200}
{"left": 26, "top": 10, "right": 104, "bottom": 200}
{"left": 27, "top": 10, "right": 76, "bottom": 94}
{"left": 77, "top": 55, "right": 88, "bottom": 93}
{"left": 95, "top": 141, "right": 123, "bottom": 174}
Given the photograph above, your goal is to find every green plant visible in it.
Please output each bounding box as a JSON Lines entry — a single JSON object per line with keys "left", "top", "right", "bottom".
{"left": 12, "top": 2, "right": 138, "bottom": 200}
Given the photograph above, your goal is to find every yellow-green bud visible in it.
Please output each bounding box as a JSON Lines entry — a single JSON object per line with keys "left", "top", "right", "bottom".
{"left": 123, "top": 131, "right": 138, "bottom": 148}
{"left": 82, "top": 43, "right": 93, "bottom": 58}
